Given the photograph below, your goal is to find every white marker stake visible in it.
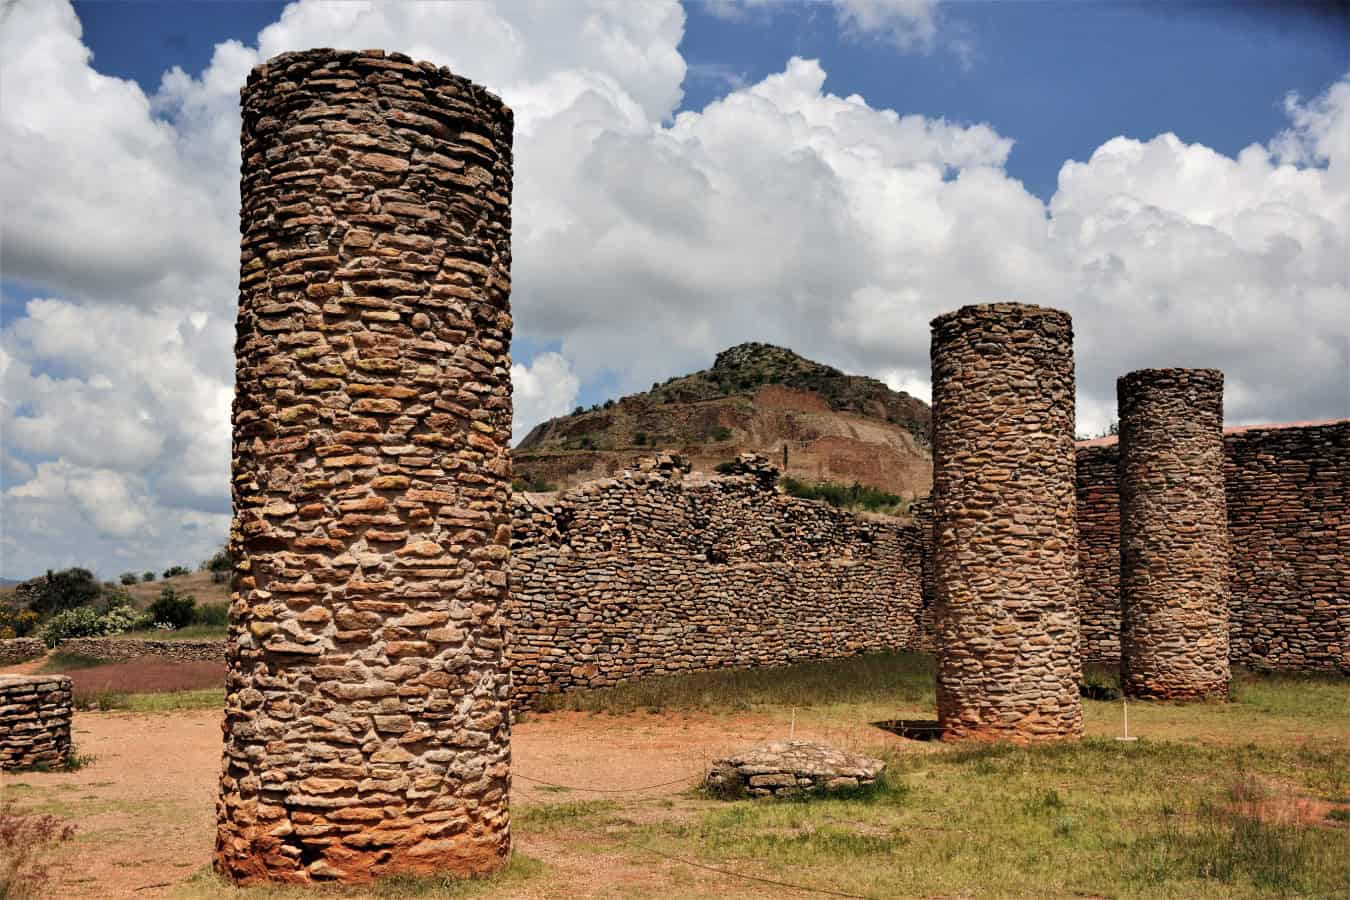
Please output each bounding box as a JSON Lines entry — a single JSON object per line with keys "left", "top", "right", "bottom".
{"left": 790, "top": 707, "right": 797, "bottom": 739}
{"left": 1116, "top": 696, "right": 1138, "bottom": 742}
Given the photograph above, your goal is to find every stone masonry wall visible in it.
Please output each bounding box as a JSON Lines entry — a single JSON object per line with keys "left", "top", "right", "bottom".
{"left": 57, "top": 638, "right": 225, "bottom": 664}
{"left": 0, "top": 637, "right": 46, "bottom": 665}
{"left": 1075, "top": 420, "right": 1348, "bottom": 672}
{"left": 221, "top": 50, "right": 514, "bottom": 884}
{"left": 508, "top": 454, "right": 925, "bottom": 707}
{"left": 1117, "top": 369, "right": 1229, "bottom": 700}
{"left": 930, "top": 303, "right": 1082, "bottom": 743}
{"left": 0, "top": 675, "right": 72, "bottom": 770}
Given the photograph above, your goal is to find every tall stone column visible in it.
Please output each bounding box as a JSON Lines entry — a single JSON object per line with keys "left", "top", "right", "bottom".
{"left": 1117, "top": 368, "right": 1229, "bottom": 700}
{"left": 930, "top": 303, "right": 1082, "bottom": 742}
{"left": 218, "top": 49, "right": 514, "bottom": 884}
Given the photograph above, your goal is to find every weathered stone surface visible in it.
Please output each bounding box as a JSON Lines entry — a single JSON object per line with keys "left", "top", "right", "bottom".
{"left": 0, "top": 675, "right": 72, "bottom": 770}
{"left": 930, "top": 303, "right": 1082, "bottom": 743}
{"left": 0, "top": 638, "right": 45, "bottom": 665}
{"left": 1118, "top": 368, "right": 1230, "bottom": 700}
{"left": 508, "top": 453, "right": 926, "bottom": 707}
{"left": 1075, "top": 420, "right": 1348, "bottom": 674}
{"left": 219, "top": 48, "right": 513, "bottom": 885}
{"left": 705, "top": 740, "right": 885, "bottom": 799}
{"left": 57, "top": 638, "right": 224, "bottom": 664}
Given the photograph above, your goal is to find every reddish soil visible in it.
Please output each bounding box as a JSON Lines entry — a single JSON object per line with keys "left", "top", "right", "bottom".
{"left": 11, "top": 707, "right": 922, "bottom": 899}
{"left": 63, "top": 659, "right": 223, "bottom": 700}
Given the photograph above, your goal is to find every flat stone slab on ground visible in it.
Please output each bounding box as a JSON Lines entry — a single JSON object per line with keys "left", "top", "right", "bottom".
{"left": 706, "top": 739, "right": 885, "bottom": 799}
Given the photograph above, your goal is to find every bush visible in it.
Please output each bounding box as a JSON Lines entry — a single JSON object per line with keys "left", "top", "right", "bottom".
{"left": 194, "top": 602, "right": 229, "bottom": 628}
{"left": 40, "top": 607, "right": 105, "bottom": 647}
{"left": 23, "top": 568, "right": 101, "bottom": 617}
{"left": 714, "top": 461, "right": 739, "bottom": 475}
{"left": 202, "top": 547, "right": 232, "bottom": 574}
{"left": 633, "top": 431, "right": 648, "bottom": 446}
{"left": 119, "top": 572, "right": 139, "bottom": 586}
{"left": 98, "top": 604, "right": 146, "bottom": 636}
{"left": 141, "top": 571, "right": 155, "bottom": 582}
{"left": 781, "top": 477, "right": 903, "bottom": 513}
{"left": 511, "top": 472, "right": 556, "bottom": 493}
{"left": 0, "top": 608, "right": 39, "bottom": 639}
{"left": 162, "top": 565, "right": 190, "bottom": 579}
{"left": 148, "top": 586, "right": 196, "bottom": 629}
{"left": 0, "top": 798, "right": 76, "bottom": 900}
{"left": 710, "top": 425, "right": 733, "bottom": 442}
{"left": 572, "top": 405, "right": 585, "bottom": 416}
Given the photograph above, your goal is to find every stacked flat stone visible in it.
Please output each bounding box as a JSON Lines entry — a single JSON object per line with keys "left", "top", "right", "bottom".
{"left": 1117, "top": 369, "right": 1230, "bottom": 700}
{"left": 0, "top": 637, "right": 46, "bottom": 665}
{"left": 219, "top": 49, "right": 513, "bottom": 884}
{"left": 1074, "top": 442, "right": 1121, "bottom": 664}
{"left": 58, "top": 637, "right": 224, "bottom": 663}
{"left": 0, "top": 675, "right": 72, "bottom": 770}
{"left": 706, "top": 740, "right": 885, "bottom": 799}
{"left": 508, "top": 455, "right": 926, "bottom": 706}
{"left": 1225, "top": 422, "right": 1349, "bottom": 672}
{"left": 930, "top": 303, "right": 1082, "bottom": 742}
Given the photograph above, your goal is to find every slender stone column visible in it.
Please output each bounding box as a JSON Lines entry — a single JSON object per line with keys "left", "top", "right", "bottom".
{"left": 218, "top": 49, "right": 514, "bottom": 884}
{"left": 930, "top": 303, "right": 1082, "bottom": 742}
{"left": 1118, "top": 368, "right": 1229, "bottom": 700}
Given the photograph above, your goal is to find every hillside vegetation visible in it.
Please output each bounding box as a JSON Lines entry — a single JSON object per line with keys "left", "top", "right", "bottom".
{"left": 514, "top": 342, "right": 933, "bottom": 496}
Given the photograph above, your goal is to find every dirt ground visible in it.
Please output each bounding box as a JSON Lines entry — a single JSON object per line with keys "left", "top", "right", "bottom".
{"left": 5, "top": 707, "right": 923, "bottom": 899}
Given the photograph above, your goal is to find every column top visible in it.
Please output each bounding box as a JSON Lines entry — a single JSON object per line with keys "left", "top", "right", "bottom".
{"left": 930, "top": 302, "right": 1072, "bottom": 333}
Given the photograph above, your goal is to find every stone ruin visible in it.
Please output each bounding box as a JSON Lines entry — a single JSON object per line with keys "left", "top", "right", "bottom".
{"left": 1117, "top": 368, "right": 1230, "bottom": 700}
{"left": 929, "top": 303, "right": 1083, "bottom": 743}
{"left": 0, "top": 675, "right": 72, "bottom": 770}
{"left": 705, "top": 740, "right": 886, "bottom": 799}
{"left": 219, "top": 49, "right": 514, "bottom": 883}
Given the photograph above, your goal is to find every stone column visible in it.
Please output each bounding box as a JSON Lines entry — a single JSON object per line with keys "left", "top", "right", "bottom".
{"left": 218, "top": 49, "right": 514, "bottom": 884}
{"left": 930, "top": 303, "right": 1082, "bottom": 742}
{"left": 1117, "top": 368, "right": 1229, "bottom": 700}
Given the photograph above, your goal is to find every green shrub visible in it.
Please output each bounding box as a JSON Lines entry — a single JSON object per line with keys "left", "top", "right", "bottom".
{"left": 162, "top": 565, "right": 190, "bottom": 579}
{"left": 141, "top": 571, "right": 155, "bottom": 582}
{"left": 40, "top": 607, "right": 106, "bottom": 647}
{"left": 23, "top": 568, "right": 101, "bottom": 616}
{"left": 710, "top": 425, "right": 733, "bottom": 442}
{"left": 119, "top": 572, "right": 139, "bottom": 586}
{"left": 572, "top": 405, "right": 584, "bottom": 416}
{"left": 0, "top": 608, "right": 39, "bottom": 638}
{"left": 202, "top": 547, "right": 232, "bottom": 574}
{"left": 633, "top": 431, "right": 648, "bottom": 446}
{"left": 194, "top": 602, "right": 229, "bottom": 628}
{"left": 148, "top": 586, "right": 196, "bottom": 629}
{"left": 780, "top": 476, "right": 902, "bottom": 512}
{"left": 714, "top": 461, "right": 738, "bottom": 474}
{"left": 97, "top": 604, "right": 146, "bottom": 635}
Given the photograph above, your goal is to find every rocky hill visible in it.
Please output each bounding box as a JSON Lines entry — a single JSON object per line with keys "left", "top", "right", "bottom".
{"left": 513, "top": 343, "right": 933, "bottom": 497}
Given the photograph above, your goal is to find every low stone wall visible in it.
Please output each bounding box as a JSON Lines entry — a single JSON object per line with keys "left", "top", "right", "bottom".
{"left": 0, "top": 675, "right": 72, "bottom": 770}
{"left": 0, "top": 637, "right": 46, "bottom": 665}
{"left": 57, "top": 637, "right": 225, "bottom": 663}
{"left": 508, "top": 454, "right": 925, "bottom": 707}
{"left": 1075, "top": 420, "right": 1349, "bottom": 672}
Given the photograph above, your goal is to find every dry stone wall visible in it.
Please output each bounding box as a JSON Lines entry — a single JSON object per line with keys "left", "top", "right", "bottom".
{"left": 1075, "top": 421, "right": 1348, "bottom": 673}
{"left": 929, "top": 303, "right": 1082, "bottom": 743}
{"left": 57, "top": 637, "right": 225, "bottom": 664}
{"left": 0, "top": 638, "right": 46, "bottom": 665}
{"left": 221, "top": 49, "right": 514, "bottom": 884}
{"left": 508, "top": 454, "right": 925, "bottom": 706}
{"left": 0, "top": 675, "right": 72, "bottom": 770}
{"left": 1117, "top": 369, "right": 1229, "bottom": 700}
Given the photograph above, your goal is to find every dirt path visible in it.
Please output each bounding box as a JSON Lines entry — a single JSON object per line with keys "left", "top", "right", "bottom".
{"left": 9, "top": 708, "right": 920, "bottom": 898}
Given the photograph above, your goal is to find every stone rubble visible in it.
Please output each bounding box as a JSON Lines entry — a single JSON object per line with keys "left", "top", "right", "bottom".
{"left": 706, "top": 740, "right": 886, "bottom": 799}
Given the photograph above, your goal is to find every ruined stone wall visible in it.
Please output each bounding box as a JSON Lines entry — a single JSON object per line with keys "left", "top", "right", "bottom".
{"left": 1074, "top": 420, "right": 1349, "bottom": 673}
{"left": 930, "top": 303, "right": 1082, "bottom": 742}
{"left": 1117, "top": 369, "right": 1229, "bottom": 699}
{"left": 908, "top": 498, "right": 937, "bottom": 653}
{"left": 57, "top": 637, "right": 225, "bottom": 664}
{"left": 507, "top": 455, "right": 925, "bottom": 706}
{"left": 221, "top": 49, "right": 513, "bottom": 884}
{"left": 0, "top": 675, "right": 72, "bottom": 770}
{"left": 0, "top": 637, "right": 46, "bottom": 665}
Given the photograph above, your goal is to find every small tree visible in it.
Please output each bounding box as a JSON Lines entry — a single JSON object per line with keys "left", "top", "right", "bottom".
{"left": 24, "top": 568, "right": 101, "bottom": 617}
{"left": 148, "top": 586, "right": 196, "bottom": 629}
{"left": 142, "top": 571, "right": 156, "bottom": 583}
{"left": 119, "top": 572, "right": 139, "bottom": 586}
{"left": 162, "top": 565, "right": 190, "bottom": 579}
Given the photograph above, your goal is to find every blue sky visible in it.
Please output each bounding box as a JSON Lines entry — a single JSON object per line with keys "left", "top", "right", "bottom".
{"left": 2, "top": 0, "right": 1347, "bottom": 579}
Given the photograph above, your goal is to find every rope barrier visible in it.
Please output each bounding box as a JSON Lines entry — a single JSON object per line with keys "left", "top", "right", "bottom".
{"left": 513, "top": 770, "right": 703, "bottom": 793}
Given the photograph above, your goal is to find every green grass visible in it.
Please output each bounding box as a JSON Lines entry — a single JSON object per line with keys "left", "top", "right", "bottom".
{"left": 78, "top": 688, "right": 224, "bottom": 713}
{"left": 534, "top": 651, "right": 936, "bottom": 715}
{"left": 780, "top": 476, "right": 907, "bottom": 514}
{"left": 39, "top": 651, "right": 107, "bottom": 672}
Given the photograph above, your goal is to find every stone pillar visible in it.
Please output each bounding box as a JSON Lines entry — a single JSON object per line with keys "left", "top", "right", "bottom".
{"left": 1117, "top": 368, "right": 1229, "bottom": 700}
{"left": 218, "top": 49, "right": 514, "bottom": 884}
{"left": 930, "top": 303, "right": 1082, "bottom": 742}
